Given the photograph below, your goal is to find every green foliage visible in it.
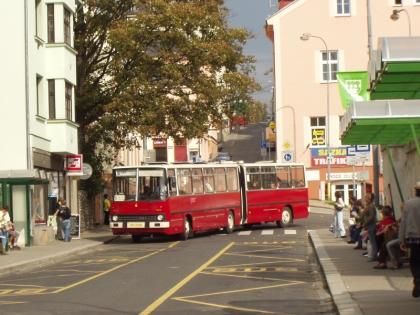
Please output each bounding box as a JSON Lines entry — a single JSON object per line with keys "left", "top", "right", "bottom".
{"left": 74, "top": 0, "right": 262, "bottom": 197}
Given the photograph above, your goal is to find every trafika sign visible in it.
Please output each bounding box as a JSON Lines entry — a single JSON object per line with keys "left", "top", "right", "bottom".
{"left": 66, "top": 155, "right": 83, "bottom": 171}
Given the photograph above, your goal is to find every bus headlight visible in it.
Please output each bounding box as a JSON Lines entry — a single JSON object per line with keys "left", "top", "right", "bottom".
{"left": 157, "top": 215, "right": 164, "bottom": 221}
{"left": 112, "top": 215, "right": 118, "bottom": 222}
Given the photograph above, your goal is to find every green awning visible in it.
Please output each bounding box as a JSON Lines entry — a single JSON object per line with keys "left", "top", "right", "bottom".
{"left": 369, "top": 37, "right": 420, "bottom": 100}
{"left": 340, "top": 100, "right": 420, "bottom": 145}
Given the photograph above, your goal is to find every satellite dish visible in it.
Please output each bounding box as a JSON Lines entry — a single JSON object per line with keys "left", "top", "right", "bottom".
{"left": 80, "top": 163, "right": 93, "bottom": 180}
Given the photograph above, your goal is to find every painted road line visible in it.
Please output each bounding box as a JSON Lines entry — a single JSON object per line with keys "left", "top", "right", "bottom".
{"left": 139, "top": 243, "right": 235, "bottom": 315}
{"left": 52, "top": 241, "right": 180, "bottom": 294}
{"left": 238, "top": 231, "right": 252, "bottom": 235}
{"left": 261, "top": 230, "right": 274, "bottom": 235}
{"left": 284, "top": 230, "right": 296, "bottom": 234}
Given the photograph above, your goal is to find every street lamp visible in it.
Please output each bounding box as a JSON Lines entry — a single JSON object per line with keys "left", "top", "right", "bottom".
{"left": 300, "top": 33, "right": 331, "bottom": 200}
{"left": 390, "top": 9, "right": 412, "bottom": 36}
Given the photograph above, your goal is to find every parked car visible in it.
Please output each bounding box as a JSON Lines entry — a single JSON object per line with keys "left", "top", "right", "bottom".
{"left": 216, "top": 152, "right": 232, "bottom": 162}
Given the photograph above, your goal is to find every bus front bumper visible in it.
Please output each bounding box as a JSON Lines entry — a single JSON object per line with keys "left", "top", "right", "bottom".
{"left": 110, "top": 221, "right": 170, "bottom": 229}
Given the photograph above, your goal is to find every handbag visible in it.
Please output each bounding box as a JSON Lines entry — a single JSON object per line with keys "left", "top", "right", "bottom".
{"left": 1, "top": 221, "right": 13, "bottom": 232}
{"left": 348, "top": 218, "right": 356, "bottom": 225}
{"left": 334, "top": 204, "right": 343, "bottom": 211}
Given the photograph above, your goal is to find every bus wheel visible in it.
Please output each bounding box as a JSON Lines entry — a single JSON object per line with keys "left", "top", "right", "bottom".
{"left": 179, "top": 217, "right": 191, "bottom": 241}
{"left": 132, "top": 235, "right": 142, "bottom": 243}
{"left": 276, "top": 207, "right": 292, "bottom": 228}
{"left": 223, "top": 211, "right": 235, "bottom": 234}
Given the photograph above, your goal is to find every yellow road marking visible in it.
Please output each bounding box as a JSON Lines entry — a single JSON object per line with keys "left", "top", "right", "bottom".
{"left": 53, "top": 245, "right": 173, "bottom": 294}
{"left": 175, "top": 282, "right": 304, "bottom": 299}
{"left": 229, "top": 247, "right": 292, "bottom": 254}
{"left": 225, "top": 253, "right": 303, "bottom": 260}
{"left": 205, "top": 258, "right": 303, "bottom": 269}
{"left": 172, "top": 297, "right": 285, "bottom": 314}
{"left": 0, "top": 301, "right": 27, "bottom": 305}
{"left": 139, "top": 242, "right": 234, "bottom": 315}
{"left": 200, "top": 271, "right": 295, "bottom": 281}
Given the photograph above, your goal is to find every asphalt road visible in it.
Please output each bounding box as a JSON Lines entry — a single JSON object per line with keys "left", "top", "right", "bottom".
{"left": 0, "top": 210, "right": 336, "bottom": 315}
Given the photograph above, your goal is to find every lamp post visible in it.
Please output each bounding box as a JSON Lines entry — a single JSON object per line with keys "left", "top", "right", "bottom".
{"left": 390, "top": 9, "right": 412, "bottom": 36}
{"left": 300, "top": 33, "right": 331, "bottom": 200}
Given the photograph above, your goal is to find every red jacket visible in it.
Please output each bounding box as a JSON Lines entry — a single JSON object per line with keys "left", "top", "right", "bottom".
{"left": 377, "top": 216, "right": 395, "bottom": 233}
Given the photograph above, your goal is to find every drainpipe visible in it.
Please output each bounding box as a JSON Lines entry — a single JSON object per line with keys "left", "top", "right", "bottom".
{"left": 25, "top": 0, "right": 31, "bottom": 169}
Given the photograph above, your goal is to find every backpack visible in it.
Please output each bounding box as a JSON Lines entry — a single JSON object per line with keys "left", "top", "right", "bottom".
{"left": 59, "top": 206, "right": 71, "bottom": 220}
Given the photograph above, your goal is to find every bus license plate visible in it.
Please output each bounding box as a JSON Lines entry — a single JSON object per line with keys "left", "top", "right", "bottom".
{"left": 128, "top": 222, "right": 145, "bottom": 228}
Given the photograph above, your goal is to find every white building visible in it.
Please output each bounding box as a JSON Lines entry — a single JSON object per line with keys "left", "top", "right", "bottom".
{"left": 0, "top": 0, "right": 80, "bottom": 245}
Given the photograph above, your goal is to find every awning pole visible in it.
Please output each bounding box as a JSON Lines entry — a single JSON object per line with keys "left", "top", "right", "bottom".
{"left": 386, "top": 145, "right": 404, "bottom": 203}
{"left": 410, "top": 124, "right": 420, "bottom": 159}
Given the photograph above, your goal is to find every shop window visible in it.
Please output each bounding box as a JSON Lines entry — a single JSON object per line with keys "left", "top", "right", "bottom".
{"left": 33, "top": 184, "right": 47, "bottom": 224}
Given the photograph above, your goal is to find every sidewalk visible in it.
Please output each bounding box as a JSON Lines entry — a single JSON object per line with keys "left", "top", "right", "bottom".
{"left": 310, "top": 199, "right": 418, "bottom": 315}
{"left": 0, "top": 202, "right": 418, "bottom": 314}
{"left": 0, "top": 225, "right": 118, "bottom": 277}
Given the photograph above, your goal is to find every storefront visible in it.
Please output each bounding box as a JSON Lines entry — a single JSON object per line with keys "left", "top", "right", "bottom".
{"left": 153, "top": 139, "right": 168, "bottom": 162}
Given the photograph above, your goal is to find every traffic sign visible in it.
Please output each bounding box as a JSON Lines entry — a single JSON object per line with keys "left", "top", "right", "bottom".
{"left": 260, "top": 140, "right": 267, "bottom": 149}
{"left": 356, "top": 170, "right": 370, "bottom": 180}
{"left": 261, "top": 148, "right": 267, "bottom": 157}
{"left": 281, "top": 151, "right": 294, "bottom": 163}
{"left": 269, "top": 121, "right": 276, "bottom": 130}
{"left": 356, "top": 145, "right": 370, "bottom": 152}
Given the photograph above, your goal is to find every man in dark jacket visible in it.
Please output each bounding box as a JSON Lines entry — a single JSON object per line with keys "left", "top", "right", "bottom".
{"left": 399, "top": 181, "right": 420, "bottom": 298}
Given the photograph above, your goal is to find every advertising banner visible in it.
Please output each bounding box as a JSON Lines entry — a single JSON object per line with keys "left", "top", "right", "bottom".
{"left": 336, "top": 71, "right": 370, "bottom": 109}
{"left": 311, "top": 147, "right": 348, "bottom": 167}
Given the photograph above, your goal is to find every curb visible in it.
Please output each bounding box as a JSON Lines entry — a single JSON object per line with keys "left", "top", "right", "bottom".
{"left": 309, "top": 230, "right": 363, "bottom": 315}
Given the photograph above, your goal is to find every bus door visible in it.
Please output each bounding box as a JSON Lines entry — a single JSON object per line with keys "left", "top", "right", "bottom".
{"left": 238, "top": 165, "right": 248, "bottom": 224}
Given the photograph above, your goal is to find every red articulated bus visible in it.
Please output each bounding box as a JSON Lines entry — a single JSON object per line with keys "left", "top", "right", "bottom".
{"left": 110, "top": 162, "right": 309, "bottom": 243}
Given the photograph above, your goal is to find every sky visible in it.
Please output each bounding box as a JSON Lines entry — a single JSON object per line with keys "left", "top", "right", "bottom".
{"left": 224, "top": 0, "right": 276, "bottom": 107}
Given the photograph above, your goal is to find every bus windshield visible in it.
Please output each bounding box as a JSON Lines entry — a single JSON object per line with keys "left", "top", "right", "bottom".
{"left": 113, "top": 168, "right": 168, "bottom": 201}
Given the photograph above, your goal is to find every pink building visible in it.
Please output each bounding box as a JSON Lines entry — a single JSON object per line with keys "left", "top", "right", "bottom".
{"left": 266, "top": 0, "right": 420, "bottom": 202}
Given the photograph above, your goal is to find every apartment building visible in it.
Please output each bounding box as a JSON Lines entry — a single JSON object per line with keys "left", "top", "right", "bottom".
{"left": 0, "top": 0, "right": 80, "bottom": 245}
{"left": 266, "top": 0, "right": 420, "bottom": 203}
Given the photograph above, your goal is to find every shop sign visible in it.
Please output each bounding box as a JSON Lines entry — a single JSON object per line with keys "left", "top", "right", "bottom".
{"left": 153, "top": 139, "right": 167, "bottom": 147}
{"left": 326, "top": 172, "right": 361, "bottom": 180}
{"left": 311, "top": 147, "right": 347, "bottom": 167}
{"left": 310, "top": 127, "right": 326, "bottom": 146}
{"left": 66, "top": 155, "right": 83, "bottom": 171}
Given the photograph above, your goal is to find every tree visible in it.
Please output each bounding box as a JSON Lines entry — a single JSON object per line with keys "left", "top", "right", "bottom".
{"left": 74, "top": 0, "right": 261, "bottom": 197}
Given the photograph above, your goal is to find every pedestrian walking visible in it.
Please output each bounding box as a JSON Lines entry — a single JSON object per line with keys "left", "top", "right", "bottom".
{"left": 103, "top": 194, "right": 110, "bottom": 225}
{"left": 333, "top": 191, "right": 346, "bottom": 238}
{"left": 399, "top": 181, "right": 420, "bottom": 298}
{"left": 54, "top": 199, "right": 72, "bottom": 242}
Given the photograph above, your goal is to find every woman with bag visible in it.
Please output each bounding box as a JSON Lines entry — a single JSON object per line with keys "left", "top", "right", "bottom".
{"left": 53, "top": 199, "right": 72, "bottom": 242}
{"left": 0, "top": 205, "right": 12, "bottom": 255}
{"left": 333, "top": 191, "right": 346, "bottom": 238}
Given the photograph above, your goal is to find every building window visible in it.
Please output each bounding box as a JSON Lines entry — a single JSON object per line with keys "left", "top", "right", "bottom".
{"left": 47, "top": 4, "right": 54, "bottom": 43}
{"left": 36, "top": 76, "right": 42, "bottom": 116}
{"left": 65, "top": 82, "right": 72, "bottom": 120}
{"left": 416, "top": 0, "right": 420, "bottom": 5}
{"left": 48, "top": 80, "right": 56, "bottom": 119}
{"left": 336, "top": 0, "right": 350, "bottom": 16}
{"left": 310, "top": 117, "right": 326, "bottom": 147}
{"left": 394, "top": 0, "right": 402, "bottom": 4}
{"left": 321, "top": 51, "right": 338, "bottom": 82}
{"left": 35, "top": 0, "right": 42, "bottom": 37}
{"left": 64, "top": 8, "right": 71, "bottom": 46}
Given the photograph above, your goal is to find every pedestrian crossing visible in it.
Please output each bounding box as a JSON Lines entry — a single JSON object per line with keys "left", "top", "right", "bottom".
{"left": 237, "top": 229, "right": 297, "bottom": 236}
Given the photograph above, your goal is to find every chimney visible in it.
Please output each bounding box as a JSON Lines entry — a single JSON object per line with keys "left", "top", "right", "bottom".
{"left": 278, "top": 0, "right": 295, "bottom": 9}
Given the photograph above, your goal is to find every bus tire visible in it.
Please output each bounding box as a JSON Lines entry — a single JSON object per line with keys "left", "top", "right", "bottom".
{"left": 223, "top": 211, "right": 235, "bottom": 234}
{"left": 276, "top": 207, "right": 292, "bottom": 228}
{"left": 179, "top": 216, "right": 191, "bottom": 241}
{"left": 132, "top": 235, "right": 142, "bottom": 243}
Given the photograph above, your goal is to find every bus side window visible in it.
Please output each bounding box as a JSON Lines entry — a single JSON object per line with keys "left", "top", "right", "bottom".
{"left": 177, "top": 168, "right": 192, "bottom": 195}
{"left": 168, "top": 169, "right": 177, "bottom": 196}
{"left": 214, "top": 167, "right": 226, "bottom": 192}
